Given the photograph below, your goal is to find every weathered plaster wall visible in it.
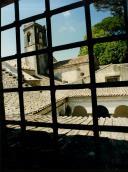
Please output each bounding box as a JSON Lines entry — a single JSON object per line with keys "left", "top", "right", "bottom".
{"left": 96, "top": 64, "right": 128, "bottom": 83}
{"left": 54, "top": 63, "right": 89, "bottom": 83}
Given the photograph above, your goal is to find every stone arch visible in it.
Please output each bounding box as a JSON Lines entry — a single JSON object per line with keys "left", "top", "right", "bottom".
{"left": 72, "top": 106, "right": 88, "bottom": 117}
{"left": 114, "top": 105, "right": 128, "bottom": 118}
{"left": 97, "top": 105, "right": 110, "bottom": 118}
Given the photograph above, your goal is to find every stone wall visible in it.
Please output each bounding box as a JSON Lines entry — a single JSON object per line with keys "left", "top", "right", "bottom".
{"left": 96, "top": 64, "right": 128, "bottom": 83}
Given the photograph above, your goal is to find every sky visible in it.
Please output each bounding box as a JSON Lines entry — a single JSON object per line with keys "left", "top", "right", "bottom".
{"left": 1, "top": 0, "right": 111, "bottom": 61}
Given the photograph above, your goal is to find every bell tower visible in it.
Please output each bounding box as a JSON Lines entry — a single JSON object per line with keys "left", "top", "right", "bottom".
{"left": 24, "top": 22, "right": 48, "bottom": 75}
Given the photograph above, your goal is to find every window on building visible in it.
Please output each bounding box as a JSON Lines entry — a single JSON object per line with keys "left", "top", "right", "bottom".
{"left": 106, "top": 76, "right": 120, "bottom": 82}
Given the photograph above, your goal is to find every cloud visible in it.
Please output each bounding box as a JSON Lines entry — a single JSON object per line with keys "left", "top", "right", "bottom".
{"left": 59, "top": 26, "right": 76, "bottom": 33}
{"left": 63, "top": 11, "right": 71, "bottom": 17}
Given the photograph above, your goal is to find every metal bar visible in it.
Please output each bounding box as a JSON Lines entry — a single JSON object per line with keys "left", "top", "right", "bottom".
{"left": 53, "top": 40, "right": 88, "bottom": 52}
{"left": 2, "top": 80, "right": 128, "bottom": 93}
{"left": 124, "top": 0, "right": 128, "bottom": 33}
{"left": 0, "top": 0, "right": 14, "bottom": 7}
{"left": 1, "top": 47, "right": 48, "bottom": 61}
{"left": 5, "top": 120, "right": 128, "bottom": 133}
{"left": 14, "top": 0, "right": 26, "bottom": 134}
{"left": 1, "top": 84, "right": 91, "bottom": 93}
{"left": 1, "top": 33, "right": 127, "bottom": 61}
{"left": 45, "top": 0, "right": 58, "bottom": 143}
{"left": 92, "top": 34, "right": 128, "bottom": 44}
{"left": 0, "top": 5, "right": 6, "bottom": 171}
{"left": 84, "top": 1, "right": 99, "bottom": 138}
{"left": 123, "top": 0, "right": 128, "bottom": 66}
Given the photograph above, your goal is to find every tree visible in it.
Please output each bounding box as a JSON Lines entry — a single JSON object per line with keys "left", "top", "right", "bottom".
{"left": 94, "top": 41, "right": 127, "bottom": 65}
{"left": 94, "top": 0, "right": 124, "bottom": 16}
{"left": 94, "top": 16, "right": 125, "bottom": 35}
{"left": 79, "top": 15, "right": 127, "bottom": 65}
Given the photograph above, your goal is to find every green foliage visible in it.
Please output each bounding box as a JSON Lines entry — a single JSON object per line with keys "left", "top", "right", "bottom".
{"left": 94, "top": 16, "right": 125, "bottom": 35}
{"left": 79, "top": 14, "right": 127, "bottom": 65}
{"left": 94, "top": 41, "right": 127, "bottom": 65}
{"left": 79, "top": 46, "right": 88, "bottom": 56}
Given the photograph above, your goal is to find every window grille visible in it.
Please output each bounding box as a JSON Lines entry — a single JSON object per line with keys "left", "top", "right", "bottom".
{"left": 0, "top": 0, "right": 128, "bottom": 170}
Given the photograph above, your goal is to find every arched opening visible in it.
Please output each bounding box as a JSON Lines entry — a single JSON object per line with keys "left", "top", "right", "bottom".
{"left": 114, "top": 105, "right": 128, "bottom": 118}
{"left": 97, "top": 105, "right": 110, "bottom": 118}
{"left": 27, "top": 32, "right": 31, "bottom": 44}
{"left": 39, "top": 32, "right": 42, "bottom": 43}
{"left": 72, "top": 106, "right": 88, "bottom": 117}
{"left": 65, "top": 105, "right": 72, "bottom": 116}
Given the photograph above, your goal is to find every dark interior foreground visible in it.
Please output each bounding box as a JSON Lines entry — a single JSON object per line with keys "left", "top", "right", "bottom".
{"left": 3, "top": 128, "right": 128, "bottom": 171}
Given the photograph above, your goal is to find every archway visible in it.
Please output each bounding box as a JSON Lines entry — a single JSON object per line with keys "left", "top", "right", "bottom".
{"left": 97, "top": 105, "right": 110, "bottom": 118}
{"left": 65, "top": 105, "right": 72, "bottom": 116}
{"left": 72, "top": 106, "right": 88, "bottom": 117}
{"left": 114, "top": 105, "right": 128, "bottom": 118}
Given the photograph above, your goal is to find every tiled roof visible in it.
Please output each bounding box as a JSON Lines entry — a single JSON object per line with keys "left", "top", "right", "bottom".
{"left": 69, "top": 87, "right": 128, "bottom": 97}
{"left": 2, "top": 63, "right": 128, "bottom": 116}
{"left": 2, "top": 67, "right": 64, "bottom": 116}
{"left": 54, "top": 55, "right": 89, "bottom": 69}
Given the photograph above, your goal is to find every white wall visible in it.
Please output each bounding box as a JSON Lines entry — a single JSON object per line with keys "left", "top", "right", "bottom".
{"left": 68, "top": 96, "right": 128, "bottom": 115}
{"left": 62, "top": 70, "right": 80, "bottom": 83}
{"left": 54, "top": 63, "right": 90, "bottom": 83}
{"left": 96, "top": 64, "right": 128, "bottom": 83}
{"left": 37, "top": 96, "right": 128, "bottom": 117}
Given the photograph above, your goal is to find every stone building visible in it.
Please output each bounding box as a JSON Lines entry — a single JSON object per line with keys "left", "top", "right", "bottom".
{"left": 54, "top": 55, "right": 99, "bottom": 84}
{"left": 2, "top": 60, "right": 128, "bottom": 119}
{"left": 23, "top": 22, "right": 48, "bottom": 76}
{"left": 84, "top": 63, "right": 128, "bottom": 83}
{"left": 3, "top": 22, "right": 128, "bottom": 120}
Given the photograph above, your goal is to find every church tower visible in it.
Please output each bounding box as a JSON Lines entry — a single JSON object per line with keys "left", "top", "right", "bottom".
{"left": 24, "top": 22, "right": 48, "bottom": 76}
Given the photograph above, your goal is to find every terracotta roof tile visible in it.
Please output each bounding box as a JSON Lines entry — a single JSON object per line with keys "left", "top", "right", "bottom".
{"left": 2, "top": 64, "right": 128, "bottom": 116}
{"left": 69, "top": 87, "right": 128, "bottom": 97}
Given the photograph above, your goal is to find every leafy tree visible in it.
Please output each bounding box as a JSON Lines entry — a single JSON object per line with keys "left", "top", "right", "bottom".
{"left": 94, "top": 41, "right": 127, "bottom": 65}
{"left": 94, "top": 16, "right": 125, "bottom": 35}
{"left": 79, "top": 15, "right": 127, "bottom": 65}
{"left": 94, "top": 0, "right": 124, "bottom": 16}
